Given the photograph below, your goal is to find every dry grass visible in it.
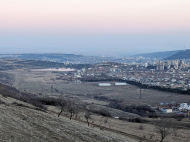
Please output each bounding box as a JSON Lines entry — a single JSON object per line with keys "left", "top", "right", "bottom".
{"left": 47, "top": 105, "right": 190, "bottom": 142}
{"left": 1, "top": 94, "right": 190, "bottom": 142}
{"left": 0, "top": 94, "right": 137, "bottom": 142}
{"left": 7, "top": 69, "right": 190, "bottom": 106}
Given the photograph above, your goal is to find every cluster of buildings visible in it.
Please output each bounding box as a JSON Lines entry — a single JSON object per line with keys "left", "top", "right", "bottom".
{"left": 72, "top": 59, "right": 190, "bottom": 90}
{"left": 156, "top": 102, "right": 190, "bottom": 115}
{"left": 55, "top": 58, "right": 190, "bottom": 91}
{"left": 126, "top": 70, "right": 190, "bottom": 90}
{"left": 120, "top": 60, "right": 190, "bottom": 90}
{"left": 155, "top": 60, "right": 188, "bottom": 70}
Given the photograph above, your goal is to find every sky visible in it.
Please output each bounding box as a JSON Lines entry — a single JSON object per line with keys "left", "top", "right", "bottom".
{"left": 0, "top": 0, "right": 190, "bottom": 56}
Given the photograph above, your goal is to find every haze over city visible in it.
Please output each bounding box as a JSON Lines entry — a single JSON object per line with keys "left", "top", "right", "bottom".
{"left": 0, "top": 0, "right": 190, "bottom": 56}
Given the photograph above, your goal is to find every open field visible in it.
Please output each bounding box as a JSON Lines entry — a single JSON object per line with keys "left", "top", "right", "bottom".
{"left": 4, "top": 69, "right": 190, "bottom": 107}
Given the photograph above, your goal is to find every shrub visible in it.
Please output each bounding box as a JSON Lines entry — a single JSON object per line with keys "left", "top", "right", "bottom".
{"left": 110, "top": 102, "right": 156, "bottom": 116}
{"left": 148, "top": 114, "right": 159, "bottom": 118}
{"left": 0, "top": 99, "right": 5, "bottom": 104}
{"left": 98, "top": 109, "right": 112, "bottom": 117}
{"left": 139, "top": 125, "right": 144, "bottom": 130}
{"left": 90, "top": 109, "right": 112, "bottom": 117}
{"left": 12, "top": 102, "right": 26, "bottom": 107}
{"left": 176, "top": 117, "right": 182, "bottom": 121}
{"left": 119, "top": 117, "right": 128, "bottom": 121}
{"left": 128, "top": 117, "right": 148, "bottom": 123}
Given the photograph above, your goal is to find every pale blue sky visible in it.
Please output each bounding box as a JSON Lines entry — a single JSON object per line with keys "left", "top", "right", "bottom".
{"left": 1, "top": 33, "right": 189, "bottom": 56}
{"left": 0, "top": 0, "right": 190, "bottom": 56}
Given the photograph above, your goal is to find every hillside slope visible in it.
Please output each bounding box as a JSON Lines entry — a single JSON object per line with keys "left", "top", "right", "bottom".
{"left": 133, "top": 50, "right": 181, "bottom": 59}
{"left": 1, "top": 93, "right": 190, "bottom": 142}
{"left": 0, "top": 94, "right": 137, "bottom": 142}
{"left": 165, "top": 50, "right": 190, "bottom": 60}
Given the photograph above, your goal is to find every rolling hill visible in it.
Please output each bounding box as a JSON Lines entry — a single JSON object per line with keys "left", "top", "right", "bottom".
{"left": 165, "top": 50, "right": 190, "bottom": 60}
{"left": 133, "top": 50, "right": 182, "bottom": 59}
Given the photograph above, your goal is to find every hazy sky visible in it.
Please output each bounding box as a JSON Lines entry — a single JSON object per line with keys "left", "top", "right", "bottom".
{"left": 0, "top": 0, "right": 190, "bottom": 56}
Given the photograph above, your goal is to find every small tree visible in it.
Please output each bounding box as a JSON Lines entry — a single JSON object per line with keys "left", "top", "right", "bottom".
{"left": 67, "top": 99, "right": 78, "bottom": 120}
{"left": 154, "top": 118, "right": 172, "bottom": 142}
{"left": 103, "top": 117, "right": 110, "bottom": 128}
{"left": 84, "top": 111, "right": 92, "bottom": 126}
{"left": 57, "top": 96, "right": 67, "bottom": 117}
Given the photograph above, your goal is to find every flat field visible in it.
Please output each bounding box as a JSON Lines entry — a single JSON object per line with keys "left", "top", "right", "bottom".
{"left": 4, "top": 69, "right": 190, "bottom": 106}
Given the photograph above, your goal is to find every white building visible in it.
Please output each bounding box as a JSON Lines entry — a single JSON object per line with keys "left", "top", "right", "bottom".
{"left": 179, "top": 103, "right": 190, "bottom": 110}
{"left": 144, "top": 63, "right": 148, "bottom": 68}
{"left": 115, "top": 82, "right": 127, "bottom": 86}
{"left": 171, "top": 78, "right": 177, "bottom": 83}
{"left": 98, "top": 83, "right": 111, "bottom": 87}
{"left": 160, "top": 108, "right": 172, "bottom": 113}
{"left": 81, "top": 68, "right": 85, "bottom": 73}
{"left": 110, "top": 68, "right": 116, "bottom": 72}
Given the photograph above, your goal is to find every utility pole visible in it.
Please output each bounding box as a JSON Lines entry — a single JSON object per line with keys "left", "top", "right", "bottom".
{"left": 140, "top": 88, "right": 141, "bottom": 99}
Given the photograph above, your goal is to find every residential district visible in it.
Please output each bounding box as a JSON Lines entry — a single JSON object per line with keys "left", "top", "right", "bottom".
{"left": 53, "top": 58, "right": 190, "bottom": 116}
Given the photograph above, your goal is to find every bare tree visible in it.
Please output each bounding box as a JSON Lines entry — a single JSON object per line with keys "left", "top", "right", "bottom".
{"left": 67, "top": 99, "right": 78, "bottom": 120}
{"left": 154, "top": 118, "right": 172, "bottom": 142}
{"left": 103, "top": 117, "right": 110, "bottom": 128}
{"left": 139, "top": 125, "right": 144, "bottom": 130}
{"left": 98, "top": 117, "right": 109, "bottom": 129}
{"left": 171, "top": 121, "right": 178, "bottom": 137}
{"left": 57, "top": 96, "right": 67, "bottom": 117}
{"left": 84, "top": 111, "right": 92, "bottom": 126}
{"left": 149, "top": 133, "right": 155, "bottom": 139}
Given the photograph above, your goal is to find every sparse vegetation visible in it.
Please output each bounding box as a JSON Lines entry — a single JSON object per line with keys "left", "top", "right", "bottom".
{"left": 57, "top": 96, "right": 67, "bottom": 117}
{"left": 90, "top": 109, "right": 112, "bottom": 117}
{"left": 0, "top": 99, "right": 5, "bottom": 104}
{"left": 128, "top": 117, "right": 148, "bottom": 123}
{"left": 67, "top": 99, "right": 78, "bottom": 120}
{"left": 154, "top": 118, "right": 173, "bottom": 142}
{"left": 139, "top": 125, "right": 144, "bottom": 130}
{"left": 110, "top": 102, "right": 156, "bottom": 116}
{"left": 84, "top": 111, "right": 92, "bottom": 126}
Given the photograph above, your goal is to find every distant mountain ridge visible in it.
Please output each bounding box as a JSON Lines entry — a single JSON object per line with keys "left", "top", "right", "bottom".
{"left": 0, "top": 53, "right": 127, "bottom": 64}
{"left": 165, "top": 49, "right": 190, "bottom": 60}
{"left": 133, "top": 50, "right": 182, "bottom": 59}
{"left": 0, "top": 53, "right": 86, "bottom": 63}
{"left": 18, "top": 53, "right": 84, "bottom": 60}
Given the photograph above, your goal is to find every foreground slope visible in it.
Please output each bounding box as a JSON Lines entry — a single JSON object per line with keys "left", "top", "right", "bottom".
{"left": 0, "top": 95, "right": 136, "bottom": 142}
